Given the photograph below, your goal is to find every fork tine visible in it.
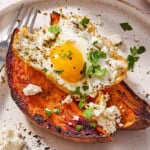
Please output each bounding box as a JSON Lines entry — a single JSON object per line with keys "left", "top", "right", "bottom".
{"left": 29, "top": 9, "right": 38, "bottom": 33}
{"left": 6, "top": 4, "right": 24, "bottom": 41}
{"left": 24, "top": 7, "right": 33, "bottom": 26}
{"left": 17, "top": 6, "right": 28, "bottom": 28}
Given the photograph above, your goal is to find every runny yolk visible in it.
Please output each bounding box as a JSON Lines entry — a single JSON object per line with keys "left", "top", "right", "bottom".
{"left": 50, "top": 41, "right": 84, "bottom": 83}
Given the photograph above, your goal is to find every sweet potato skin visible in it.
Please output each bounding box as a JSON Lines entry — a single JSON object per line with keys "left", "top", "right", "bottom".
{"left": 106, "top": 82, "right": 150, "bottom": 130}
{"left": 6, "top": 29, "right": 111, "bottom": 143}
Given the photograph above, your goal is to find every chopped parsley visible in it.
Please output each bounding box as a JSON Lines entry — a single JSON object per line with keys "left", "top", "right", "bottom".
{"left": 127, "top": 46, "right": 146, "bottom": 71}
{"left": 43, "top": 68, "right": 48, "bottom": 72}
{"left": 120, "top": 22, "right": 133, "bottom": 31}
{"left": 83, "top": 108, "right": 94, "bottom": 120}
{"left": 86, "top": 64, "right": 108, "bottom": 78}
{"left": 82, "top": 85, "right": 89, "bottom": 91}
{"left": 54, "top": 70, "right": 64, "bottom": 74}
{"left": 75, "top": 125, "right": 84, "bottom": 131}
{"left": 79, "top": 94, "right": 87, "bottom": 109}
{"left": 60, "top": 50, "right": 73, "bottom": 59}
{"left": 87, "top": 50, "right": 107, "bottom": 64}
{"left": 71, "top": 86, "right": 81, "bottom": 95}
{"left": 80, "top": 17, "right": 90, "bottom": 28}
{"left": 82, "top": 62, "right": 87, "bottom": 77}
{"left": 93, "top": 40, "right": 98, "bottom": 46}
{"left": 90, "top": 122, "right": 97, "bottom": 128}
{"left": 44, "top": 108, "right": 53, "bottom": 117}
{"left": 48, "top": 25, "right": 61, "bottom": 35}
{"left": 53, "top": 108, "right": 62, "bottom": 114}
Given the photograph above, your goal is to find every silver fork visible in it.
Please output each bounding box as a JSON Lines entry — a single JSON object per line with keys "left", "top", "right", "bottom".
{"left": 0, "top": 4, "right": 39, "bottom": 61}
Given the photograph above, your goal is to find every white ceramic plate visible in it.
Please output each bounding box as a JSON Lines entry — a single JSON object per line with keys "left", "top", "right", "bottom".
{"left": 0, "top": 0, "right": 150, "bottom": 150}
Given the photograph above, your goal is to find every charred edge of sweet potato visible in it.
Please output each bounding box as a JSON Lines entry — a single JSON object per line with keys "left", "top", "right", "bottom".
{"left": 50, "top": 11, "right": 60, "bottom": 25}
{"left": 106, "top": 81, "right": 150, "bottom": 130}
{"left": 6, "top": 29, "right": 111, "bottom": 143}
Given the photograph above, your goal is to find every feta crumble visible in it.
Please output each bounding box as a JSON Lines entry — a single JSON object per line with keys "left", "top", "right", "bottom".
{"left": 108, "top": 34, "right": 122, "bottom": 45}
{"left": 23, "top": 84, "right": 42, "bottom": 96}
{"left": 86, "top": 93, "right": 121, "bottom": 134}
{"left": 62, "top": 95, "right": 73, "bottom": 104}
{"left": 0, "top": 128, "right": 25, "bottom": 150}
{"left": 73, "top": 115, "right": 79, "bottom": 121}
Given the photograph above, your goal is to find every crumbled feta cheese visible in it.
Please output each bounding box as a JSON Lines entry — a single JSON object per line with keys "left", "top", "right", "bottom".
{"left": 108, "top": 34, "right": 122, "bottom": 45}
{"left": 107, "top": 59, "right": 125, "bottom": 69}
{"left": 86, "top": 93, "right": 121, "bottom": 134}
{"left": 134, "top": 37, "right": 139, "bottom": 42}
{"left": 68, "top": 122, "right": 73, "bottom": 125}
{"left": 23, "top": 84, "right": 42, "bottom": 96}
{"left": 0, "top": 128, "right": 25, "bottom": 150}
{"left": 73, "top": 115, "right": 79, "bottom": 121}
{"left": 91, "top": 36, "right": 104, "bottom": 48}
{"left": 101, "top": 45, "right": 108, "bottom": 53}
{"left": 62, "top": 95, "right": 73, "bottom": 104}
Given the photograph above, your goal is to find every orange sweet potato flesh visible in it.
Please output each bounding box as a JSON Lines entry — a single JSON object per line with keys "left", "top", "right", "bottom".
{"left": 6, "top": 29, "right": 111, "bottom": 143}
{"left": 5, "top": 12, "right": 150, "bottom": 143}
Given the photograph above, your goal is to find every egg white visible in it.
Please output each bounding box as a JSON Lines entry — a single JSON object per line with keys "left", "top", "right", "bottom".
{"left": 14, "top": 14, "right": 127, "bottom": 98}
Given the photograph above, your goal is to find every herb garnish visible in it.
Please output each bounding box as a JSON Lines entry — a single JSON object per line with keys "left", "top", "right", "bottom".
{"left": 87, "top": 50, "right": 106, "bottom": 64}
{"left": 93, "top": 41, "right": 98, "bottom": 46}
{"left": 71, "top": 86, "right": 81, "bottom": 95}
{"left": 75, "top": 125, "right": 84, "bottom": 131}
{"left": 90, "top": 122, "right": 97, "bottom": 128}
{"left": 83, "top": 108, "right": 94, "bottom": 120}
{"left": 120, "top": 22, "right": 133, "bottom": 31}
{"left": 79, "top": 94, "right": 87, "bottom": 109}
{"left": 44, "top": 108, "right": 53, "bottom": 117}
{"left": 43, "top": 68, "right": 48, "bottom": 72}
{"left": 80, "top": 17, "right": 90, "bottom": 28}
{"left": 82, "top": 85, "right": 89, "bottom": 91}
{"left": 86, "top": 64, "right": 108, "bottom": 78}
{"left": 61, "top": 50, "right": 73, "bottom": 59}
{"left": 54, "top": 70, "right": 64, "bottom": 74}
{"left": 82, "top": 62, "right": 87, "bottom": 77}
{"left": 44, "top": 108, "right": 62, "bottom": 117}
{"left": 127, "top": 46, "right": 146, "bottom": 71}
{"left": 53, "top": 108, "right": 62, "bottom": 114}
{"left": 48, "top": 25, "right": 61, "bottom": 35}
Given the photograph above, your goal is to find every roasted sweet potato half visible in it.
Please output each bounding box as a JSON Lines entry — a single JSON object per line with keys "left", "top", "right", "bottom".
{"left": 6, "top": 11, "right": 150, "bottom": 143}
{"left": 6, "top": 28, "right": 150, "bottom": 143}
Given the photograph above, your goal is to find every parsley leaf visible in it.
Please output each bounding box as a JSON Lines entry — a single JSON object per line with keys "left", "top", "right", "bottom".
{"left": 93, "top": 41, "right": 98, "bottom": 46}
{"left": 82, "top": 85, "right": 89, "bottom": 91}
{"left": 54, "top": 70, "right": 64, "bottom": 74}
{"left": 61, "top": 50, "right": 73, "bottom": 59}
{"left": 79, "top": 94, "right": 87, "bottom": 109}
{"left": 80, "top": 17, "right": 90, "bottom": 28}
{"left": 82, "top": 62, "right": 87, "bottom": 77}
{"left": 76, "top": 125, "right": 83, "bottom": 131}
{"left": 53, "top": 108, "right": 62, "bottom": 114}
{"left": 137, "top": 46, "right": 146, "bottom": 54}
{"left": 48, "top": 25, "right": 61, "bottom": 35}
{"left": 86, "top": 64, "right": 108, "bottom": 78}
{"left": 127, "top": 46, "right": 146, "bottom": 71}
{"left": 90, "top": 122, "right": 97, "bottom": 128}
{"left": 120, "top": 22, "right": 133, "bottom": 31}
{"left": 43, "top": 68, "right": 48, "bottom": 72}
{"left": 71, "top": 87, "right": 81, "bottom": 95}
{"left": 44, "top": 108, "right": 53, "bottom": 117}
{"left": 87, "top": 50, "right": 106, "bottom": 64}
{"left": 83, "top": 108, "right": 94, "bottom": 120}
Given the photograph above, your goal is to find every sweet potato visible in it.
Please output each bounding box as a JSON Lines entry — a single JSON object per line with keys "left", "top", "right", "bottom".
{"left": 6, "top": 29, "right": 112, "bottom": 143}
{"left": 5, "top": 11, "right": 150, "bottom": 143}
{"left": 6, "top": 28, "right": 150, "bottom": 143}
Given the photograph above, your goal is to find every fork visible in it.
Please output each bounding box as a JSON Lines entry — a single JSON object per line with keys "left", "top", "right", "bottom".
{"left": 0, "top": 4, "right": 39, "bottom": 61}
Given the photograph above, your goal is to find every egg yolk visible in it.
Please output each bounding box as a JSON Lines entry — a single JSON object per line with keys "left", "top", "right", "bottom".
{"left": 50, "top": 41, "right": 84, "bottom": 83}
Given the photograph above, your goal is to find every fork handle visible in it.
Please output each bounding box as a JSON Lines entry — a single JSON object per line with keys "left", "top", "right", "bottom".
{"left": 0, "top": 48, "right": 7, "bottom": 61}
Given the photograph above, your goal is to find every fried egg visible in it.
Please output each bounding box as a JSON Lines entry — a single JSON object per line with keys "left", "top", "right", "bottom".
{"left": 14, "top": 13, "right": 127, "bottom": 98}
